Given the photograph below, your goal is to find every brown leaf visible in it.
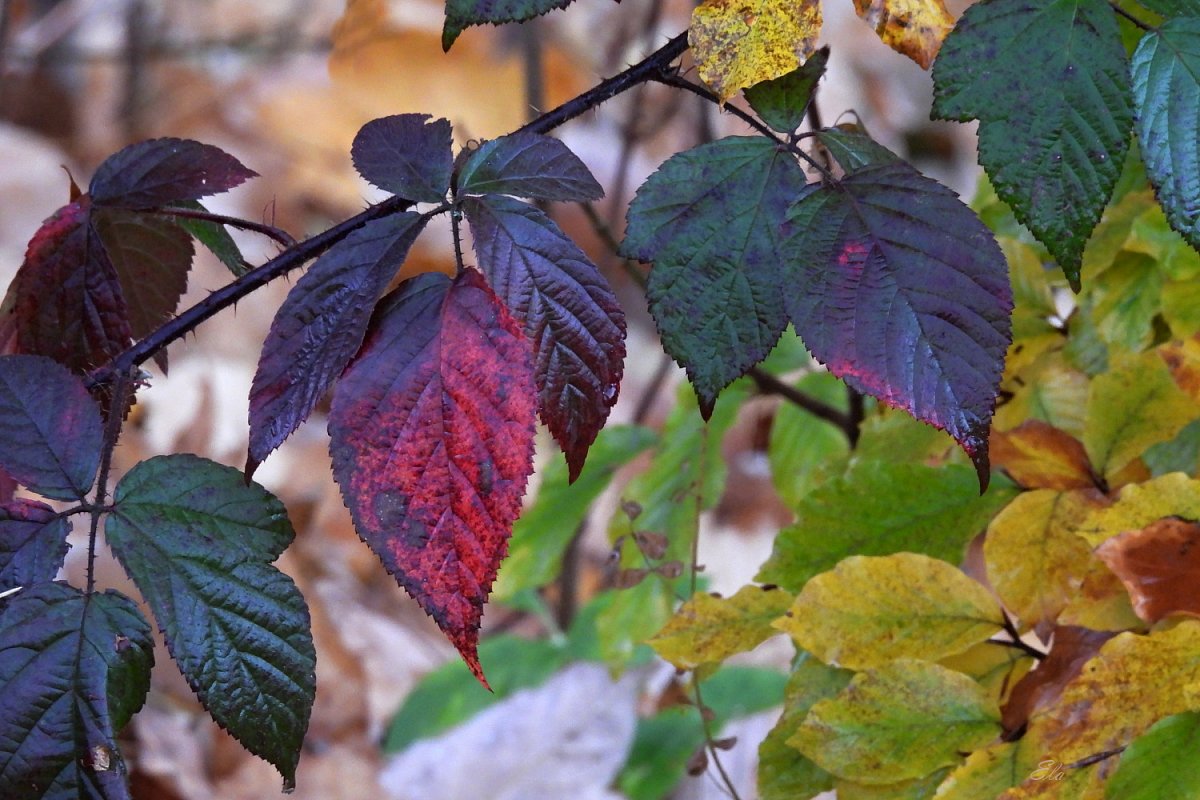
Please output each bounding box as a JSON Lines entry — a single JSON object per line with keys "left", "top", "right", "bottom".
{"left": 1000, "top": 626, "right": 1115, "bottom": 736}
{"left": 1096, "top": 517, "right": 1200, "bottom": 624}
{"left": 990, "top": 420, "right": 1098, "bottom": 490}
{"left": 852, "top": 0, "right": 954, "bottom": 69}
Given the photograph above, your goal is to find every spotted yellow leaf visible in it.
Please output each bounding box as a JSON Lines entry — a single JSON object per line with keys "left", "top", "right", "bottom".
{"left": 690, "top": 0, "right": 822, "bottom": 102}
{"left": 647, "top": 584, "right": 792, "bottom": 669}
{"left": 852, "top": 0, "right": 954, "bottom": 69}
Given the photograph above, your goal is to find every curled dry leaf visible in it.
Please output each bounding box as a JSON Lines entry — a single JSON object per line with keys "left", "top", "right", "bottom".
{"left": 1096, "top": 517, "right": 1200, "bottom": 623}
{"left": 853, "top": 0, "right": 954, "bottom": 69}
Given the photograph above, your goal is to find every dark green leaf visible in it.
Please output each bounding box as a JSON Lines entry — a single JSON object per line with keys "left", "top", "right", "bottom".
{"left": 744, "top": 47, "right": 829, "bottom": 134}
{"left": 106, "top": 454, "right": 314, "bottom": 790}
{"left": 457, "top": 133, "right": 604, "bottom": 201}
{"left": 0, "top": 583, "right": 153, "bottom": 800}
{"left": 1106, "top": 711, "right": 1200, "bottom": 799}
{"left": 0, "top": 355, "right": 102, "bottom": 501}
{"left": 1132, "top": 19, "right": 1200, "bottom": 253}
{"left": 816, "top": 127, "right": 902, "bottom": 171}
{"left": 171, "top": 200, "right": 248, "bottom": 276}
{"left": 932, "top": 0, "right": 1133, "bottom": 287}
{"left": 0, "top": 500, "right": 69, "bottom": 591}
{"left": 442, "top": 0, "right": 575, "bottom": 50}
{"left": 757, "top": 462, "right": 1017, "bottom": 590}
{"left": 1135, "top": 0, "right": 1200, "bottom": 17}
{"left": 621, "top": 137, "right": 810, "bottom": 416}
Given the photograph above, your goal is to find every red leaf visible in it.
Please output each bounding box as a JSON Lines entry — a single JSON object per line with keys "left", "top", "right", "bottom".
{"left": 328, "top": 269, "right": 536, "bottom": 685}
{"left": 89, "top": 138, "right": 257, "bottom": 208}
{"left": 247, "top": 214, "right": 428, "bottom": 475}
{"left": 465, "top": 196, "right": 625, "bottom": 481}
{"left": 7, "top": 198, "right": 132, "bottom": 374}
{"left": 1095, "top": 518, "right": 1200, "bottom": 624}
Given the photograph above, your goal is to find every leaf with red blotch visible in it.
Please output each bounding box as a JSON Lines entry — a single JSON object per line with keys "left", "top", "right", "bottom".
{"left": 247, "top": 213, "right": 429, "bottom": 476}
{"left": 464, "top": 195, "right": 624, "bottom": 481}
{"left": 0, "top": 498, "right": 71, "bottom": 591}
{"left": 1096, "top": 518, "right": 1200, "bottom": 624}
{"left": 457, "top": 133, "right": 605, "bottom": 202}
{"left": 0, "top": 355, "right": 103, "bottom": 501}
{"left": 328, "top": 269, "right": 536, "bottom": 685}
{"left": 6, "top": 198, "right": 133, "bottom": 374}
{"left": 89, "top": 138, "right": 257, "bottom": 208}
{"left": 782, "top": 158, "right": 1012, "bottom": 489}
{"left": 351, "top": 115, "right": 453, "bottom": 203}
{"left": 990, "top": 420, "right": 1099, "bottom": 491}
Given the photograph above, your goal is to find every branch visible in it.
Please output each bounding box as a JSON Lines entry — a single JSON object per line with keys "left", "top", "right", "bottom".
{"left": 150, "top": 205, "right": 297, "bottom": 248}
{"left": 93, "top": 32, "right": 693, "bottom": 384}
{"left": 747, "top": 367, "right": 855, "bottom": 434}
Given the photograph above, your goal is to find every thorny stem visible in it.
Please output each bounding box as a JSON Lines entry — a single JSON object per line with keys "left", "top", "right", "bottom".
{"left": 150, "top": 205, "right": 297, "bottom": 248}
{"left": 85, "top": 368, "right": 134, "bottom": 595}
{"left": 451, "top": 208, "right": 467, "bottom": 273}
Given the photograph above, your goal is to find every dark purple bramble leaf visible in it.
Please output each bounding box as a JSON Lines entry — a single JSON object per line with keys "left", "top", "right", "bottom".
{"left": 457, "top": 133, "right": 604, "bottom": 202}
{"left": 621, "top": 136, "right": 810, "bottom": 418}
{"left": 247, "top": 213, "right": 428, "bottom": 476}
{"left": 0, "top": 355, "right": 103, "bottom": 501}
{"left": 107, "top": 454, "right": 314, "bottom": 791}
{"left": 0, "top": 583, "right": 153, "bottom": 800}
{"left": 0, "top": 499, "right": 70, "bottom": 591}
{"left": 783, "top": 160, "right": 1012, "bottom": 489}
{"left": 464, "top": 195, "right": 624, "bottom": 481}
{"left": 351, "top": 114, "right": 453, "bottom": 203}
{"left": 329, "top": 269, "right": 536, "bottom": 686}
{"left": 89, "top": 138, "right": 256, "bottom": 208}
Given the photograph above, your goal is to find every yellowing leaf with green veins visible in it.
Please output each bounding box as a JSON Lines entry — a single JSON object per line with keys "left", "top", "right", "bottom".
{"left": 648, "top": 585, "right": 792, "bottom": 669}
{"left": 994, "top": 353, "right": 1089, "bottom": 439}
{"left": 984, "top": 489, "right": 1109, "bottom": 628}
{"left": 934, "top": 739, "right": 1041, "bottom": 800}
{"left": 1083, "top": 351, "right": 1200, "bottom": 479}
{"left": 689, "top": 0, "right": 822, "bottom": 102}
{"left": 1022, "top": 622, "right": 1200, "bottom": 768}
{"left": 1076, "top": 473, "right": 1200, "bottom": 547}
{"left": 790, "top": 659, "right": 1001, "bottom": 785}
{"left": 776, "top": 553, "right": 1004, "bottom": 670}
{"left": 835, "top": 768, "right": 950, "bottom": 799}
{"left": 940, "top": 641, "right": 1034, "bottom": 707}
{"left": 852, "top": 0, "right": 954, "bottom": 69}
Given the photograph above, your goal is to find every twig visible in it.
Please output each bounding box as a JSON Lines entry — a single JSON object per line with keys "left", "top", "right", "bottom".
{"left": 1067, "top": 747, "right": 1125, "bottom": 769}
{"left": 1109, "top": 2, "right": 1154, "bottom": 31}
{"left": 150, "top": 205, "right": 297, "bottom": 248}
{"left": 747, "top": 367, "right": 855, "bottom": 434}
{"left": 85, "top": 368, "right": 134, "bottom": 595}
{"left": 992, "top": 612, "right": 1047, "bottom": 661}
{"left": 846, "top": 386, "right": 865, "bottom": 447}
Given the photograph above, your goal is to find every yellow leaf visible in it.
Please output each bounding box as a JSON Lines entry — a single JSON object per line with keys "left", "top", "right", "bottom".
{"left": 989, "top": 422, "right": 1099, "bottom": 491}
{"left": 1057, "top": 557, "right": 1142, "bottom": 632}
{"left": 984, "top": 489, "right": 1109, "bottom": 628}
{"left": 934, "top": 739, "right": 1041, "bottom": 800}
{"left": 852, "top": 0, "right": 954, "bottom": 69}
{"left": 776, "top": 553, "right": 1004, "bottom": 670}
{"left": 994, "top": 352, "right": 1089, "bottom": 439}
{"left": 689, "top": 0, "right": 822, "bottom": 102}
{"left": 1158, "top": 335, "right": 1200, "bottom": 402}
{"left": 940, "top": 641, "right": 1035, "bottom": 708}
{"left": 1076, "top": 473, "right": 1200, "bottom": 547}
{"left": 647, "top": 585, "right": 792, "bottom": 669}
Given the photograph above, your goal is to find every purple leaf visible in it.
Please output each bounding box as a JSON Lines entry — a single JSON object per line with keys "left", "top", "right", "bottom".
{"left": 351, "top": 114, "right": 453, "bottom": 203}
{"left": 90, "top": 138, "right": 257, "bottom": 208}
{"left": 247, "top": 213, "right": 428, "bottom": 475}
{"left": 0, "top": 355, "right": 103, "bottom": 501}
{"left": 457, "top": 133, "right": 604, "bottom": 202}
{"left": 464, "top": 195, "right": 625, "bottom": 480}
{"left": 0, "top": 499, "right": 70, "bottom": 591}
{"left": 783, "top": 161, "right": 1012, "bottom": 488}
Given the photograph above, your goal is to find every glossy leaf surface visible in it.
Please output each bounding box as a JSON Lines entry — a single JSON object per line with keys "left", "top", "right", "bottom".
{"left": 457, "top": 133, "right": 604, "bottom": 202}
{"left": 106, "top": 454, "right": 314, "bottom": 790}
{"left": 248, "top": 213, "right": 428, "bottom": 473}
{"left": 783, "top": 159, "right": 1012, "bottom": 483}
{"left": 622, "top": 137, "right": 809, "bottom": 416}
{"left": 0, "top": 583, "right": 153, "bottom": 800}
{"left": 0, "top": 500, "right": 69, "bottom": 592}
{"left": 932, "top": 0, "right": 1132, "bottom": 287}
{"left": 465, "top": 195, "right": 624, "bottom": 478}
{"left": 0, "top": 355, "right": 102, "bottom": 501}
{"left": 89, "top": 138, "right": 256, "bottom": 208}
{"left": 328, "top": 269, "right": 536, "bottom": 685}
{"left": 351, "top": 114, "right": 453, "bottom": 203}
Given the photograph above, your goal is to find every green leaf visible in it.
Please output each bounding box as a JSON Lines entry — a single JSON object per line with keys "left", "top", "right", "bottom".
{"left": 382, "top": 635, "right": 569, "bottom": 753}
{"left": 757, "top": 461, "right": 1017, "bottom": 590}
{"left": 1086, "top": 250, "right": 1163, "bottom": 351}
{"left": 648, "top": 585, "right": 792, "bottom": 669}
{"left": 767, "top": 371, "right": 850, "bottom": 508}
{"left": 744, "top": 46, "right": 829, "bottom": 133}
{"left": 790, "top": 659, "right": 1001, "bottom": 785}
{"left": 494, "top": 425, "right": 655, "bottom": 601}
{"left": 170, "top": 200, "right": 248, "bottom": 276}
{"left": 621, "top": 138, "right": 810, "bottom": 416}
{"left": 1135, "top": 0, "right": 1200, "bottom": 16}
{"left": 776, "top": 553, "right": 1004, "bottom": 670}
{"left": 442, "top": 0, "right": 575, "bottom": 50}
{"left": 933, "top": 0, "right": 1133, "bottom": 287}
{"left": 456, "top": 132, "right": 604, "bottom": 202}
{"left": 816, "top": 127, "right": 902, "bottom": 171}
{"left": 1083, "top": 350, "right": 1200, "bottom": 479}
{"left": 595, "top": 579, "right": 675, "bottom": 668}
{"left": 758, "top": 654, "right": 853, "bottom": 800}
{"left": 1132, "top": 18, "right": 1200, "bottom": 253}
{"left": 1106, "top": 711, "right": 1200, "bottom": 800}
{"left": 106, "top": 454, "right": 315, "bottom": 790}
{"left": 0, "top": 583, "right": 153, "bottom": 799}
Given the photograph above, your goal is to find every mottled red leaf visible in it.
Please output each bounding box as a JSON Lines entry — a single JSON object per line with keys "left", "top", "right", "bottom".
{"left": 0, "top": 498, "right": 70, "bottom": 591}
{"left": 1096, "top": 518, "right": 1200, "bottom": 624}
{"left": 328, "top": 269, "right": 536, "bottom": 685}
{"left": 783, "top": 159, "right": 1012, "bottom": 488}
{"left": 248, "top": 213, "right": 428, "bottom": 475}
{"left": 0, "top": 355, "right": 102, "bottom": 501}
{"left": 89, "top": 138, "right": 257, "bottom": 208}
{"left": 351, "top": 114, "right": 453, "bottom": 203}
{"left": 457, "top": 132, "right": 605, "bottom": 202}
{"left": 464, "top": 195, "right": 624, "bottom": 481}
{"left": 6, "top": 198, "right": 133, "bottom": 374}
